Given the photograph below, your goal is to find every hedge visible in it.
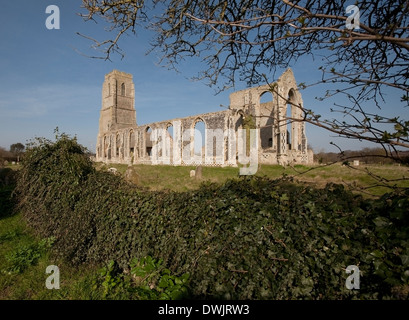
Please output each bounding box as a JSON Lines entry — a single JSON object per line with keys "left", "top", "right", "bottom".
{"left": 15, "top": 134, "right": 409, "bottom": 299}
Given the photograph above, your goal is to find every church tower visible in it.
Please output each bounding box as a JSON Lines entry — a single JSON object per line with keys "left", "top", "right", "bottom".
{"left": 98, "top": 70, "right": 136, "bottom": 135}
{"left": 96, "top": 70, "right": 136, "bottom": 162}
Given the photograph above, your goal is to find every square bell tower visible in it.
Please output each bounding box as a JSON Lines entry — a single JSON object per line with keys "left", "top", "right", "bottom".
{"left": 99, "top": 70, "right": 136, "bottom": 135}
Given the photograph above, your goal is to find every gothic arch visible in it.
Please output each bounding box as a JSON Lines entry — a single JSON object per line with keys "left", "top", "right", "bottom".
{"left": 144, "top": 126, "right": 153, "bottom": 157}
{"left": 192, "top": 118, "right": 206, "bottom": 162}
{"left": 129, "top": 129, "right": 136, "bottom": 161}
{"left": 165, "top": 122, "right": 174, "bottom": 163}
{"left": 115, "top": 132, "right": 123, "bottom": 159}
{"left": 259, "top": 90, "right": 275, "bottom": 149}
{"left": 286, "top": 88, "right": 300, "bottom": 151}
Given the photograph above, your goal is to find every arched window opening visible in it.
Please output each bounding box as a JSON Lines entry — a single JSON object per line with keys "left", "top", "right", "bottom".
{"left": 121, "top": 82, "right": 125, "bottom": 96}
{"left": 167, "top": 124, "right": 174, "bottom": 141}
{"left": 116, "top": 134, "right": 121, "bottom": 157}
{"left": 157, "top": 133, "right": 163, "bottom": 158}
{"left": 260, "top": 90, "right": 273, "bottom": 105}
{"left": 145, "top": 127, "right": 152, "bottom": 157}
{"left": 194, "top": 120, "right": 205, "bottom": 161}
{"left": 287, "top": 90, "right": 296, "bottom": 151}
{"left": 105, "top": 136, "right": 111, "bottom": 160}
{"left": 166, "top": 124, "right": 174, "bottom": 162}
{"left": 103, "top": 136, "right": 107, "bottom": 158}
{"left": 259, "top": 90, "right": 274, "bottom": 149}
{"left": 129, "top": 131, "right": 135, "bottom": 157}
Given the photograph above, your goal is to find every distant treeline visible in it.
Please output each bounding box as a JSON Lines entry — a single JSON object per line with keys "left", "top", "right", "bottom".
{"left": 314, "top": 148, "right": 409, "bottom": 165}
{"left": 0, "top": 143, "right": 25, "bottom": 165}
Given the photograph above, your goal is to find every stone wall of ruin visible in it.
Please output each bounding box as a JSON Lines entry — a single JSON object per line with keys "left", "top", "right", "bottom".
{"left": 96, "top": 68, "right": 313, "bottom": 167}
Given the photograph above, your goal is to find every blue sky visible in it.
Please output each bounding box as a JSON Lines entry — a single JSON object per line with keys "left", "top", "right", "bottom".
{"left": 0, "top": 0, "right": 407, "bottom": 153}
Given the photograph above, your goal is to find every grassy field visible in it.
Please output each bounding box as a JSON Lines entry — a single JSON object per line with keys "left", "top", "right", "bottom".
{"left": 99, "top": 162, "right": 409, "bottom": 196}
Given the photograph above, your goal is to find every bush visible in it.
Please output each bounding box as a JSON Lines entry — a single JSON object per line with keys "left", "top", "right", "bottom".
{"left": 15, "top": 133, "right": 409, "bottom": 299}
{"left": 0, "top": 168, "right": 17, "bottom": 219}
{"left": 0, "top": 168, "right": 16, "bottom": 187}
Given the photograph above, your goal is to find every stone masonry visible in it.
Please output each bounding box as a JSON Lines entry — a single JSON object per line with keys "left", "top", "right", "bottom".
{"left": 96, "top": 69, "right": 313, "bottom": 166}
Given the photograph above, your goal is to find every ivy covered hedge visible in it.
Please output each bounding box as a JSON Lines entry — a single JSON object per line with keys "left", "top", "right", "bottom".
{"left": 15, "top": 134, "right": 409, "bottom": 299}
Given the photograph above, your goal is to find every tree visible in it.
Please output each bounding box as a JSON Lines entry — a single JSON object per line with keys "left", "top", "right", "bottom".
{"left": 10, "top": 143, "right": 25, "bottom": 162}
{"left": 79, "top": 0, "right": 409, "bottom": 162}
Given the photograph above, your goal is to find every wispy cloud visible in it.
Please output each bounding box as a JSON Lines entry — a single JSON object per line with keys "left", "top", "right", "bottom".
{"left": 0, "top": 83, "right": 100, "bottom": 118}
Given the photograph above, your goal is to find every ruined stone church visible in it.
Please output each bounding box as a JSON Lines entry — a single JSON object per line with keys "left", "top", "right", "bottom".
{"left": 96, "top": 69, "right": 313, "bottom": 167}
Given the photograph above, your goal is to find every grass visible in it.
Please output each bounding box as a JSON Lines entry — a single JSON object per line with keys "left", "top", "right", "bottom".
{"left": 99, "top": 162, "right": 409, "bottom": 196}
{"left": 278, "top": 164, "right": 409, "bottom": 196}
{"left": 97, "top": 163, "right": 241, "bottom": 192}
{"left": 0, "top": 183, "right": 102, "bottom": 300}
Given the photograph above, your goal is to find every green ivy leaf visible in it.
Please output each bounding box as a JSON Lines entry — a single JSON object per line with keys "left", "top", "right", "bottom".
{"left": 401, "top": 255, "right": 409, "bottom": 267}
{"left": 370, "top": 250, "right": 384, "bottom": 259}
